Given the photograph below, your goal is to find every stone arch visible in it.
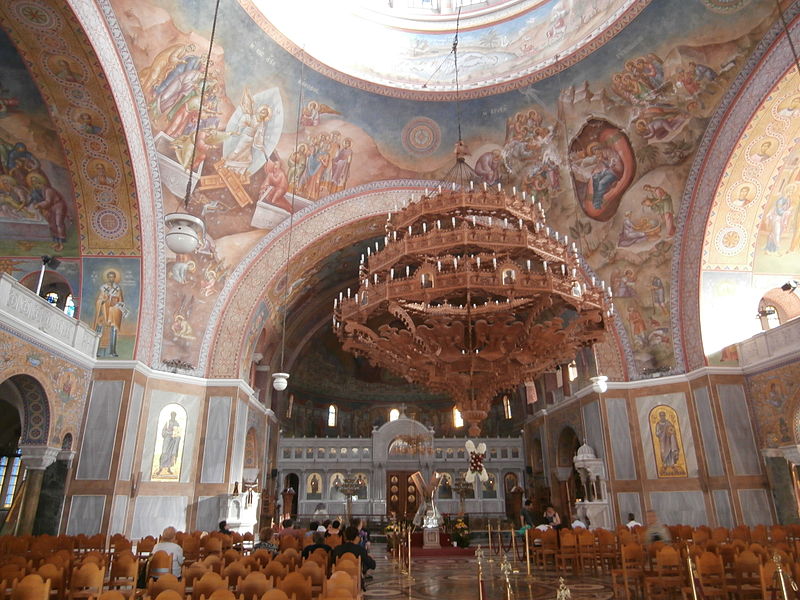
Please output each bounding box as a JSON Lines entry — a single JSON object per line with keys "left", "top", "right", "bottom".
{"left": 0, "top": 374, "right": 51, "bottom": 446}
{"left": 675, "top": 10, "right": 800, "bottom": 370}
{"left": 759, "top": 288, "right": 800, "bottom": 328}
{"left": 556, "top": 426, "right": 580, "bottom": 468}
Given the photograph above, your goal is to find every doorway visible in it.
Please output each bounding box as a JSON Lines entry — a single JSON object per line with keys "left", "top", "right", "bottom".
{"left": 386, "top": 471, "right": 419, "bottom": 519}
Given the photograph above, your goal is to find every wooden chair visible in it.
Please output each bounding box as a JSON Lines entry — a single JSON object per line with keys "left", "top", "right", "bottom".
{"left": 237, "top": 572, "right": 272, "bottom": 600}
{"left": 191, "top": 573, "right": 228, "bottom": 600}
{"left": 320, "top": 591, "right": 354, "bottom": 600}
{"left": 10, "top": 574, "right": 51, "bottom": 600}
{"left": 537, "top": 529, "right": 558, "bottom": 570}
{"left": 694, "top": 551, "right": 728, "bottom": 599}
{"left": 644, "top": 545, "right": 683, "bottom": 600}
{"left": 250, "top": 552, "right": 271, "bottom": 569}
{"left": 200, "top": 556, "right": 223, "bottom": 575}
{"left": 107, "top": 555, "right": 139, "bottom": 600}
{"left": 147, "top": 591, "right": 184, "bottom": 600}
{"left": 95, "top": 592, "right": 127, "bottom": 600}
{"left": 331, "top": 558, "right": 359, "bottom": 582}
{"left": 182, "top": 537, "right": 202, "bottom": 565}
{"left": 259, "top": 591, "right": 289, "bottom": 600}
{"left": 323, "top": 572, "right": 357, "bottom": 600}
{"left": 66, "top": 563, "right": 105, "bottom": 600}
{"left": 35, "top": 564, "right": 64, "bottom": 600}
{"left": 147, "top": 574, "right": 185, "bottom": 599}
{"left": 730, "top": 549, "right": 760, "bottom": 600}
{"left": 576, "top": 529, "right": 598, "bottom": 575}
{"left": 595, "top": 529, "right": 618, "bottom": 574}
{"left": 277, "top": 572, "right": 311, "bottom": 600}
{"left": 711, "top": 527, "right": 729, "bottom": 545}
{"left": 261, "top": 562, "right": 286, "bottom": 586}
{"left": 137, "top": 539, "right": 157, "bottom": 560}
{"left": 277, "top": 538, "right": 299, "bottom": 554}
{"left": 183, "top": 563, "right": 209, "bottom": 595}
{"left": 222, "top": 551, "right": 241, "bottom": 567}
{"left": 147, "top": 552, "right": 173, "bottom": 580}
{"left": 203, "top": 538, "right": 223, "bottom": 558}
{"left": 324, "top": 536, "right": 341, "bottom": 550}
{"left": 555, "top": 530, "right": 579, "bottom": 574}
{"left": 199, "top": 591, "right": 237, "bottom": 600}
{"left": 240, "top": 558, "right": 260, "bottom": 573}
{"left": 611, "top": 543, "right": 645, "bottom": 600}
{"left": 297, "top": 561, "right": 324, "bottom": 597}
{"left": 221, "top": 562, "right": 250, "bottom": 588}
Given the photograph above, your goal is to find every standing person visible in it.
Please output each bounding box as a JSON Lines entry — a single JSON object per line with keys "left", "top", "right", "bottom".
{"left": 151, "top": 526, "right": 184, "bottom": 578}
{"left": 520, "top": 500, "right": 536, "bottom": 529}
{"left": 93, "top": 269, "right": 125, "bottom": 357}
{"left": 27, "top": 172, "right": 68, "bottom": 251}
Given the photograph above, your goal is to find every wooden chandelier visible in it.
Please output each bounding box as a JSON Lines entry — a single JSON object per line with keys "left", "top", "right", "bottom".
{"left": 333, "top": 175, "right": 613, "bottom": 435}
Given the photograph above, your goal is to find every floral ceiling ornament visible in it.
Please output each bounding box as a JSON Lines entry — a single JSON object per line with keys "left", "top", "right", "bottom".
{"left": 465, "top": 439, "right": 488, "bottom": 483}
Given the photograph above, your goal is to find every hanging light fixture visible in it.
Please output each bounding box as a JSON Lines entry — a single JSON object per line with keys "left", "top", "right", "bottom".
{"left": 332, "top": 13, "right": 614, "bottom": 435}
{"left": 164, "top": 0, "right": 222, "bottom": 254}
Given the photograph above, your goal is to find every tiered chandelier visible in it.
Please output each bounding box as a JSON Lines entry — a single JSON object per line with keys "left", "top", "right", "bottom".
{"left": 333, "top": 150, "right": 613, "bottom": 435}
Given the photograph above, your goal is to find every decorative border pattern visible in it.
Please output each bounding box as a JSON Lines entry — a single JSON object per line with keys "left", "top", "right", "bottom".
{"left": 672, "top": 6, "right": 800, "bottom": 372}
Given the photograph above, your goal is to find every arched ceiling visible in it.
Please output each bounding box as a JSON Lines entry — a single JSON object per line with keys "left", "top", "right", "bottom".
{"left": 2, "top": 0, "right": 798, "bottom": 395}
{"left": 247, "top": 0, "right": 652, "bottom": 97}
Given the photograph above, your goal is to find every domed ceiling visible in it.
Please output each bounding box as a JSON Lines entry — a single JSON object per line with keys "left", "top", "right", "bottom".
{"left": 247, "top": 0, "right": 651, "bottom": 97}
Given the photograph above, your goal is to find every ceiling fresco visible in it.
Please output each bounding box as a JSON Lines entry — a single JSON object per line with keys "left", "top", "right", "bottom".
{"left": 0, "top": 0, "right": 791, "bottom": 397}
{"left": 701, "top": 67, "right": 800, "bottom": 360}
{"left": 246, "top": 0, "right": 651, "bottom": 97}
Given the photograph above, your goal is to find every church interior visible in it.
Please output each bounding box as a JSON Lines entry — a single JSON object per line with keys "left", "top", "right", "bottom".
{"left": 2, "top": 0, "right": 800, "bottom": 597}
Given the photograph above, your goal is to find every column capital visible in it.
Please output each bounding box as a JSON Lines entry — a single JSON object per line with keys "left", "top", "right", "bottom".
{"left": 19, "top": 446, "right": 60, "bottom": 470}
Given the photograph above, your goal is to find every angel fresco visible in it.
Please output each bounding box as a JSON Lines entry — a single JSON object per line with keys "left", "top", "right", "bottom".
{"left": 569, "top": 119, "right": 636, "bottom": 222}
{"left": 223, "top": 88, "right": 284, "bottom": 175}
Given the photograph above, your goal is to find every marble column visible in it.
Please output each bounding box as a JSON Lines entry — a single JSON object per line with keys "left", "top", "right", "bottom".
{"left": 17, "top": 446, "right": 59, "bottom": 535}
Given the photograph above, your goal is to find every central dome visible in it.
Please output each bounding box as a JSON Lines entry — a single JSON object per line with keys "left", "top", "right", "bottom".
{"left": 242, "top": 0, "right": 650, "bottom": 98}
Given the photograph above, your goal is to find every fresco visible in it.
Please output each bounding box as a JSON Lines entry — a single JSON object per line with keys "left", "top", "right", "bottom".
{"left": 701, "top": 67, "right": 800, "bottom": 361}
{"left": 79, "top": 257, "right": 141, "bottom": 360}
{"left": 110, "top": 0, "right": 777, "bottom": 376}
{"left": 151, "top": 403, "right": 187, "bottom": 481}
{"left": 0, "top": 28, "right": 77, "bottom": 257}
{"left": 648, "top": 405, "right": 687, "bottom": 478}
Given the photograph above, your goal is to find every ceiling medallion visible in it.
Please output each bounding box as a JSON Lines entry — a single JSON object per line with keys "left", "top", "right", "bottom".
{"left": 333, "top": 152, "right": 614, "bottom": 436}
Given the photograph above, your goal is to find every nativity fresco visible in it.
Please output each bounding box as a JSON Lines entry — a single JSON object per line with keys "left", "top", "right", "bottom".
{"left": 111, "top": 0, "right": 778, "bottom": 376}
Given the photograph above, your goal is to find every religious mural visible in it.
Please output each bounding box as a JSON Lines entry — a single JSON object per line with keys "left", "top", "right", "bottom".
{"left": 648, "top": 405, "right": 687, "bottom": 478}
{"left": 107, "top": 0, "right": 779, "bottom": 377}
{"left": 79, "top": 257, "right": 141, "bottom": 360}
{"left": 0, "top": 28, "right": 77, "bottom": 257}
{"left": 151, "top": 403, "right": 187, "bottom": 481}
{"left": 701, "top": 67, "right": 800, "bottom": 364}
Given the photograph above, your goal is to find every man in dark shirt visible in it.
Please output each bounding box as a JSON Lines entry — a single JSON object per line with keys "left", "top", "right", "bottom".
{"left": 330, "top": 525, "right": 376, "bottom": 578}
{"left": 302, "top": 529, "right": 332, "bottom": 559}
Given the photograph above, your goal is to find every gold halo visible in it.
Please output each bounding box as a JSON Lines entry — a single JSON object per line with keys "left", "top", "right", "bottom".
{"left": 101, "top": 268, "right": 121, "bottom": 282}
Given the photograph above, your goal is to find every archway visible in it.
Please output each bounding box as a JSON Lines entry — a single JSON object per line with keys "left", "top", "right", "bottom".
{"left": 555, "top": 426, "right": 582, "bottom": 522}
{"left": 0, "top": 375, "right": 59, "bottom": 534}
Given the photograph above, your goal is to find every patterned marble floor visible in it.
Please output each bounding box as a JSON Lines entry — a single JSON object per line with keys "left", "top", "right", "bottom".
{"left": 363, "top": 546, "right": 614, "bottom": 599}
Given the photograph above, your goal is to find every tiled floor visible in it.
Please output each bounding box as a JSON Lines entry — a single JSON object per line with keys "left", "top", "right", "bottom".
{"left": 363, "top": 546, "right": 614, "bottom": 599}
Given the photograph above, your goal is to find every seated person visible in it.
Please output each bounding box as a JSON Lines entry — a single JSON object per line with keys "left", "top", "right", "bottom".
{"left": 326, "top": 520, "right": 341, "bottom": 537}
{"left": 302, "top": 528, "right": 332, "bottom": 559}
{"left": 218, "top": 520, "right": 233, "bottom": 535}
{"left": 330, "top": 525, "right": 376, "bottom": 584}
{"left": 151, "top": 526, "right": 184, "bottom": 578}
{"left": 253, "top": 526, "right": 280, "bottom": 555}
{"left": 278, "top": 518, "right": 304, "bottom": 539}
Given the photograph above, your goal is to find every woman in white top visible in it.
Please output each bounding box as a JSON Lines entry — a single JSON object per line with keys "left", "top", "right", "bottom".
{"left": 150, "top": 526, "right": 185, "bottom": 578}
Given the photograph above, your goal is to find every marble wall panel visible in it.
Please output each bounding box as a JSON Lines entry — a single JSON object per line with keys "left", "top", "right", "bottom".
{"left": 76, "top": 380, "right": 123, "bottom": 480}
{"left": 131, "top": 496, "right": 188, "bottom": 539}
{"left": 738, "top": 489, "right": 773, "bottom": 526}
{"left": 109, "top": 494, "right": 128, "bottom": 535}
{"left": 119, "top": 382, "right": 144, "bottom": 481}
{"left": 228, "top": 401, "right": 249, "bottom": 484}
{"left": 605, "top": 398, "right": 637, "bottom": 480}
{"left": 140, "top": 390, "right": 201, "bottom": 483}
{"left": 201, "top": 396, "right": 232, "bottom": 484}
{"left": 718, "top": 384, "right": 761, "bottom": 476}
{"left": 694, "top": 386, "right": 724, "bottom": 477}
{"left": 66, "top": 495, "right": 105, "bottom": 535}
{"left": 617, "top": 491, "right": 643, "bottom": 524}
{"left": 582, "top": 400, "right": 605, "bottom": 459}
{"left": 650, "top": 491, "right": 707, "bottom": 526}
{"left": 713, "top": 489, "right": 734, "bottom": 529}
{"left": 196, "top": 496, "right": 220, "bottom": 532}
{"left": 636, "top": 393, "right": 698, "bottom": 479}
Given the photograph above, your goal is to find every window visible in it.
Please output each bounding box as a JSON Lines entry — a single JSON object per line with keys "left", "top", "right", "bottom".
{"left": 1, "top": 455, "right": 22, "bottom": 509}
{"left": 453, "top": 407, "right": 463, "bottom": 428}
{"left": 568, "top": 360, "right": 578, "bottom": 382}
{"left": 327, "top": 404, "right": 337, "bottom": 427}
{"left": 502, "top": 395, "right": 512, "bottom": 419}
{"left": 389, "top": 408, "right": 400, "bottom": 421}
